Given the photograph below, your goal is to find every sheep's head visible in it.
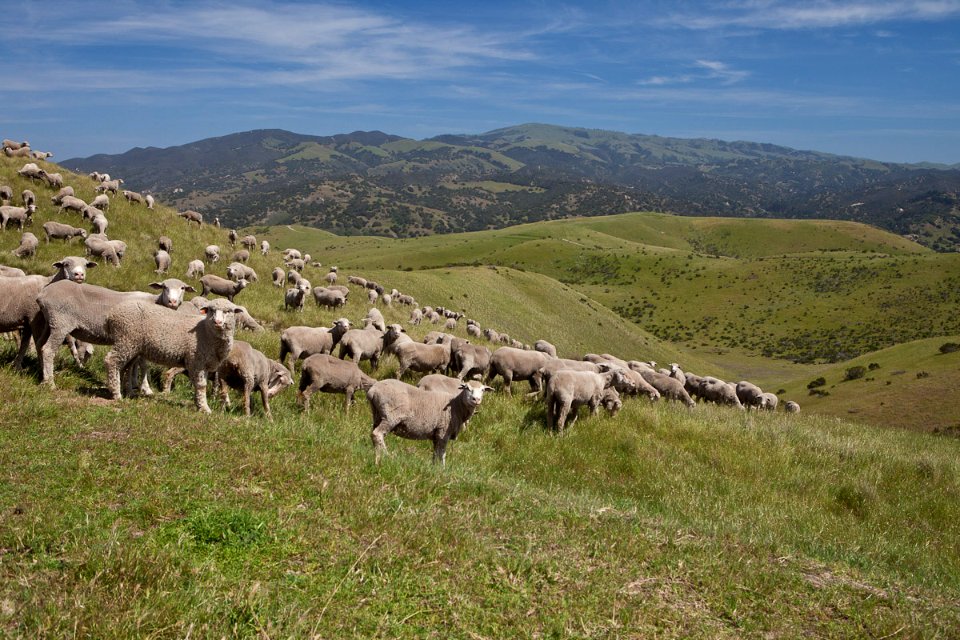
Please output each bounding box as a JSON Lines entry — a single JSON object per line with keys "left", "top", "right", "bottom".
{"left": 54, "top": 256, "right": 97, "bottom": 283}
{"left": 150, "top": 278, "right": 195, "bottom": 309}
{"left": 267, "top": 362, "right": 294, "bottom": 398}
{"left": 458, "top": 381, "right": 493, "bottom": 408}
{"left": 199, "top": 299, "right": 243, "bottom": 331}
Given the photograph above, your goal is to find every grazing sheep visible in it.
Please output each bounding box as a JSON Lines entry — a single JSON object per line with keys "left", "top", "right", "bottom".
{"left": 51, "top": 186, "right": 77, "bottom": 206}
{"left": 145, "top": 194, "right": 155, "bottom": 209}
{"left": 364, "top": 307, "right": 386, "bottom": 332}
{"left": 31, "top": 150, "right": 53, "bottom": 160}
{"left": 534, "top": 339, "right": 558, "bottom": 358}
{"left": 4, "top": 146, "right": 32, "bottom": 158}
{"left": 285, "top": 258, "right": 305, "bottom": 272}
{"left": 214, "top": 341, "right": 292, "bottom": 419}
{"left": 368, "top": 289, "right": 379, "bottom": 305}
{"left": 186, "top": 259, "right": 205, "bottom": 279}
{"left": 240, "top": 235, "right": 257, "bottom": 250}
{"left": 1, "top": 205, "right": 35, "bottom": 231}
{"left": 409, "top": 308, "right": 423, "bottom": 325}
{"left": 96, "top": 179, "right": 123, "bottom": 194}
{"left": 313, "top": 287, "right": 346, "bottom": 309}
{"left": 697, "top": 377, "right": 743, "bottom": 409}
{"left": 205, "top": 245, "right": 220, "bottom": 263}
{"left": 122, "top": 190, "right": 144, "bottom": 205}
{"left": 12, "top": 232, "right": 39, "bottom": 258}
{"left": 2, "top": 139, "right": 29, "bottom": 150}
{"left": 226, "top": 261, "right": 258, "bottom": 282}
{"left": 669, "top": 363, "right": 687, "bottom": 386}
{"left": 785, "top": 400, "right": 801, "bottom": 414}
{"left": 324, "top": 271, "right": 338, "bottom": 286}
{"left": 760, "top": 392, "right": 779, "bottom": 411}
{"left": 178, "top": 210, "right": 203, "bottom": 226}
{"left": 638, "top": 369, "right": 695, "bottom": 407}
{"left": 736, "top": 381, "right": 765, "bottom": 409}
{"left": 104, "top": 298, "right": 243, "bottom": 412}
{"left": 90, "top": 193, "right": 109, "bottom": 211}
{"left": 448, "top": 337, "right": 492, "bottom": 381}
{"left": 610, "top": 366, "right": 660, "bottom": 401}
{"left": 272, "top": 267, "right": 285, "bottom": 287}
{"left": 466, "top": 323, "right": 481, "bottom": 338}
{"left": 298, "top": 353, "right": 377, "bottom": 411}
{"left": 486, "top": 347, "right": 550, "bottom": 395}
{"left": 545, "top": 369, "right": 632, "bottom": 432}
{"left": 386, "top": 329, "right": 452, "bottom": 379}
{"left": 286, "top": 269, "right": 302, "bottom": 285}
{"left": 348, "top": 275, "right": 367, "bottom": 287}
{"left": 282, "top": 248, "right": 301, "bottom": 260}
{"left": 42, "top": 221, "right": 87, "bottom": 243}
{"left": 158, "top": 236, "right": 173, "bottom": 253}
{"left": 42, "top": 173, "right": 64, "bottom": 189}
{"left": 279, "top": 319, "right": 351, "bottom": 369}
{"left": 88, "top": 211, "right": 108, "bottom": 235}
{"left": 35, "top": 277, "right": 195, "bottom": 386}
{"left": 284, "top": 286, "right": 308, "bottom": 311}
{"left": 154, "top": 249, "right": 172, "bottom": 273}
{"left": 58, "top": 195, "right": 87, "bottom": 215}
{"left": 17, "top": 163, "right": 45, "bottom": 181}
{"left": 0, "top": 185, "right": 12, "bottom": 202}
{"left": 483, "top": 328, "right": 500, "bottom": 343}
{"left": 226, "top": 229, "right": 238, "bottom": 246}
{"left": 683, "top": 372, "right": 704, "bottom": 400}
{"left": 200, "top": 275, "right": 248, "bottom": 302}
{"left": 338, "top": 324, "right": 385, "bottom": 370}
{"left": 368, "top": 379, "right": 492, "bottom": 465}
{"left": 84, "top": 234, "right": 122, "bottom": 267}
{"left": 21, "top": 189, "right": 36, "bottom": 208}
{"left": 232, "top": 249, "right": 250, "bottom": 263}
{"left": 444, "top": 317, "right": 457, "bottom": 331}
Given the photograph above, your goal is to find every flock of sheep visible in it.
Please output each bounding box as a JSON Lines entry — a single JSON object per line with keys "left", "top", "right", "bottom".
{"left": 0, "top": 140, "right": 801, "bottom": 465}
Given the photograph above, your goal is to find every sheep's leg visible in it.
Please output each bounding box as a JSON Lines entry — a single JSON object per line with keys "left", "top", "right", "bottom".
{"left": 104, "top": 349, "right": 129, "bottom": 400}
{"left": 12, "top": 325, "right": 33, "bottom": 371}
{"left": 546, "top": 394, "right": 556, "bottom": 431}
{"left": 243, "top": 380, "right": 253, "bottom": 417}
{"left": 39, "top": 324, "right": 70, "bottom": 386}
{"left": 556, "top": 401, "right": 571, "bottom": 432}
{"left": 371, "top": 417, "right": 397, "bottom": 464}
{"left": 433, "top": 437, "right": 448, "bottom": 466}
{"left": 530, "top": 371, "right": 543, "bottom": 394}
{"left": 189, "top": 368, "right": 212, "bottom": 414}
{"left": 138, "top": 359, "right": 154, "bottom": 396}
{"left": 162, "top": 367, "right": 184, "bottom": 393}
{"left": 501, "top": 372, "right": 513, "bottom": 395}
{"left": 257, "top": 382, "right": 271, "bottom": 420}
{"left": 345, "top": 386, "right": 355, "bottom": 411}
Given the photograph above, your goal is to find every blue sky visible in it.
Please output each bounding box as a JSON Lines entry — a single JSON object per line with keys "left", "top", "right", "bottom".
{"left": 3, "top": 0, "right": 959, "bottom": 163}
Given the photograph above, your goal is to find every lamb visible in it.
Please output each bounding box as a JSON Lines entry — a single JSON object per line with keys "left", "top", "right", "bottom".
{"left": 84, "top": 234, "right": 122, "bottom": 267}
{"left": 17, "top": 163, "right": 45, "bottom": 181}
{"left": 534, "top": 339, "right": 558, "bottom": 358}
{"left": 205, "top": 245, "right": 220, "bottom": 263}
{"left": 486, "top": 347, "right": 551, "bottom": 395}
{"left": 279, "top": 318, "right": 352, "bottom": 369}
{"left": 365, "top": 307, "right": 386, "bottom": 332}
{"left": 12, "top": 232, "right": 39, "bottom": 258}
{"left": 35, "top": 277, "right": 195, "bottom": 386}
{"left": 697, "top": 377, "right": 743, "bottom": 409}
{"left": 545, "top": 369, "right": 632, "bottom": 432}
{"left": 284, "top": 286, "right": 308, "bottom": 311}
{"left": 298, "top": 353, "right": 377, "bottom": 411}
{"left": 232, "top": 249, "right": 250, "bottom": 263}
{"left": 227, "top": 261, "right": 257, "bottom": 282}
{"left": 158, "top": 236, "right": 173, "bottom": 253}
{"left": 96, "top": 179, "right": 123, "bottom": 194}
{"left": 337, "top": 324, "right": 385, "bottom": 370}
{"left": 51, "top": 186, "right": 76, "bottom": 205}
{"left": 58, "top": 195, "right": 87, "bottom": 215}
{"left": 213, "top": 341, "right": 292, "bottom": 419}
{"left": 21, "top": 190, "right": 36, "bottom": 208}
{"left": 145, "top": 194, "right": 155, "bottom": 210}
{"left": 42, "top": 173, "right": 64, "bottom": 189}
{"left": 313, "top": 287, "right": 346, "bottom": 309}
{"left": 368, "top": 379, "right": 492, "bottom": 465}
{"left": 0, "top": 205, "right": 35, "bottom": 231}
{"left": 785, "top": 400, "right": 801, "bottom": 414}
{"left": 760, "top": 392, "right": 779, "bottom": 411}
{"left": 154, "top": 249, "right": 172, "bottom": 273}
{"left": 638, "top": 369, "right": 695, "bottom": 407}
{"left": 104, "top": 298, "right": 243, "bottom": 412}
{"left": 178, "top": 210, "right": 203, "bottom": 226}
{"left": 0, "top": 256, "right": 96, "bottom": 369}
{"left": 200, "top": 274, "right": 248, "bottom": 301}
{"left": 122, "top": 190, "right": 145, "bottom": 205}
{"left": 447, "top": 337, "right": 492, "bottom": 381}
{"left": 89, "top": 193, "right": 109, "bottom": 211}
{"left": 186, "top": 259, "right": 205, "bottom": 279}
{"left": 736, "top": 381, "right": 765, "bottom": 409}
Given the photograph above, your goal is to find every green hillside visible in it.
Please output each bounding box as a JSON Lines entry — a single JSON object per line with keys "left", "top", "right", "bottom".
{"left": 2, "top": 155, "right": 960, "bottom": 635}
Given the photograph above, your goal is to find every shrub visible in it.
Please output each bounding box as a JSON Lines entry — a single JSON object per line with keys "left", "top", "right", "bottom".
{"left": 844, "top": 366, "right": 867, "bottom": 381}
{"left": 917, "top": 371, "right": 930, "bottom": 379}
{"left": 939, "top": 342, "right": 960, "bottom": 354}
{"left": 809, "top": 389, "right": 830, "bottom": 397}
{"left": 807, "top": 377, "right": 826, "bottom": 389}
{"left": 868, "top": 362, "right": 881, "bottom": 370}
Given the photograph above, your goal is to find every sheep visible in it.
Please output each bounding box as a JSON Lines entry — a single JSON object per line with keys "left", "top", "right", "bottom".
{"left": 669, "top": 363, "right": 687, "bottom": 386}
{"left": 0, "top": 256, "right": 97, "bottom": 369}
{"left": 96, "top": 179, "right": 123, "bottom": 194}
{"left": 213, "top": 341, "right": 292, "bottom": 419}
{"left": 200, "top": 274, "right": 248, "bottom": 301}
{"left": 0, "top": 185, "right": 12, "bottom": 202}
{"left": 40, "top": 221, "right": 86, "bottom": 245}
{"left": 228, "top": 229, "right": 238, "bottom": 246}
{"left": 385, "top": 327, "right": 452, "bottom": 379}
{"left": 272, "top": 267, "right": 285, "bottom": 287}
{"left": 286, "top": 269, "right": 302, "bottom": 285}
{"left": 158, "top": 236, "right": 173, "bottom": 253}
{"left": 90, "top": 193, "right": 109, "bottom": 211}
{"left": 785, "top": 400, "right": 801, "bottom": 414}
{"left": 534, "top": 339, "right": 558, "bottom": 358}
{"left": 324, "top": 271, "right": 338, "bottom": 286}
{"left": 145, "top": 194, "right": 155, "bottom": 210}
{"left": 232, "top": 249, "right": 250, "bottom": 263}
{"left": 466, "top": 322, "right": 480, "bottom": 338}
{"left": 186, "top": 259, "right": 205, "bottom": 279}
{"left": 639, "top": 369, "right": 696, "bottom": 408}
{"left": 409, "top": 308, "right": 423, "bottom": 325}
{"left": 104, "top": 298, "right": 244, "bottom": 412}
{"left": 584, "top": 353, "right": 629, "bottom": 369}
{"left": 284, "top": 286, "right": 308, "bottom": 311}
{"left": 397, "top": 294, "right": 416, "bottom": 306}
{"left": 427, "top": 311, "right": 441, "bottom": 324}
{"left": 444, "top": 317, "right": 457, "bottom": 331}
{"left": 88, "top": 210, "right": 108, "bottom": 235}
{"left": 35, "top": 277, "right": 195, "bottom": 386}
{"left": 486, "top": 347, "right": 550, "bottom": 395}
{"left": 2, "top": 139, "right": 29, "bottom": 150}
{"left": 31, "top": 150, "right": 54, "bottom": 160}
{"left": 368, "top": 379, "right": 493, "bottom": 465}
{"left": 285, "top": 258, "right": 305, "bottom": 272}
{"left": 313, "top": 287, "right": 346, "bottom": 309}
{"left": 4, "top": 146, "right": 32, "bottom": 158}
{"left": 483, "top": 328, "right": 500, "bottom": 343}
{"left": 337, "top": 324, "right": 385, "bottom": 370}
{"left": 447, "top": 337, "right": 492, "bottom": 381}
{"left": 348, "top": 275, "right": 367, "bottom": 287}
{"left": 88, "top": 171, "right": 107, "bottom": 182}
{"left": 760, "top": 392, "right": 779, "bottom": 411}
{"left": 226, "top": 261, "right": 257, "bottom": 282}
{"left": 17, "top": 163, "right": 45, "bottom": 181}
{"left": 154, "top": 249, "right": 172, "bottom": 274}
{"left": 683, "top": 372, "right": 704, "bottom": 400}
{"left": 282, "top": 248, "right": 301, "bottom": 260}
{"left": 205, "top": 245, "right": 220, "bottom": 263}
{"left": 213, "top": 217, "right": 220, "bottom": 228}
{"left": 368, "top": 289, "right": 379, "bottom": 305}
{"left": 365, "top": 307, "right": 386, "bottom": 332}
{"left": 240, "top": 234, "right": 257, "bottom": 250}
{"left": 610, "top": 366, "right": 660, "bottom": 401}
{"left": 84, "top": 234, "right": 122, "bottom": 267}
{"left": 260, "top": 240, "right": 270, "bottom": 255}
{"left": 21, "top": 189, "right": 36, "bottom": 208}
{"left": 422, "top": 331, "right": 452, "bottom": 345}
{"left": 178, "top": 210, "right": 203, "bottom": 226}
{"left": 298, "top": 353, "right": 377, "bottom": 411}
{"left": 42, "top": 173, "right": 64, "bottom": 189}
{"left": 697, "top": 376, "right": 743, "bottom": 409}
{"left": 122, "top": 190, "right": 144, "bottom": 205}
{"left": 416, "top": 373, "right": 465, "bottom": 394}
{"left": 12, "top": 232, "right": 39, "bottom": 258}
{"left": 735, "top": 381, "right": 765, "bottom": 409}
{"left": 58, "top": 195, "right": 87, "bottom": 215}
{"left": 51, "top": 186, "right": 76, "bottom": 205}
{"left": 545, "top": 369, "right": 632, "bottom": 432}
{"left": 278, "top": 318, "right": 351, "bottom": 370}
{"left": 0, "top": 205, "right": 35, "bottom": 231}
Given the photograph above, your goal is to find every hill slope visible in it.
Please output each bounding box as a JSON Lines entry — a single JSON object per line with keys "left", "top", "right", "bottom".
{"left": 64, "top": 124, "right": 960, "bottom": 251}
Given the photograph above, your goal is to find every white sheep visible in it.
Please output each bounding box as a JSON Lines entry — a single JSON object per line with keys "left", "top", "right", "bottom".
{"left": 178, "top": 210, "right": 203, "bottom": 226}
{"left": 486, "top": 347, "right": 551, "bottom": 395}
{"left": 186, "top": 259, "right": 205, "bottom": 279}
{"left": 42, "top": 221, "right": 87, "bottom": 243}
{"left": 145, "top": 194, "right": 155, "bottom": 209}
{"left": 368, "top": 379, "right": 493, "bottom": 465}
{"left": 21, "top": 189, "right": 36, "bottom": 208}
{"left": 284, "top": 287, "right": 308, "bottom": 311}
{"left": 785, "top": 400, "right": 800, "bottom": 414}
{"left": 51, "top": 186, "right": 76, "bottom": 206}
{"left": 337, "top": 324, "right": 385, "bottom": 370}
{"left": 0, "top": 205, "right": 35, "bottom": 231}
{"left": 205, "top": 245, "right": 220, "bottom": 263}
{"left": 122, "top": 190, "right": 144, "bottom": 205}
{"left": 545, "top": 369, "right": 632, "bottom": 432}
{"left": 213, "top": 341, "right": 292, "bottom": 419}
{"left": 200, "top": 274, "right": 248, "bottom": 302}
{"left": 260, "top": 240, "right": 270, "bottom": 255}
{"left": 298, "top": 353, "right": 377, "bottom": 411}
{"left": 12, "top": 232, "right": 39, "bottom": 258}
{"left": 278, "top": 319, "right": 352, "bottom": 370}
{"left": 154, "top": 249, "right": 172, "bottom": 274}
{"left": 58, "top": 195, "right": 87, "bottom": 215}
{"left": 90, "top": 194, "right": 109, "bottom": 211}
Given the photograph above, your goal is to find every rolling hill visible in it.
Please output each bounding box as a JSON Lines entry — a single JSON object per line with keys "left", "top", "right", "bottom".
{"left": 64, "top": 124, "right": 960, "bottom": 251}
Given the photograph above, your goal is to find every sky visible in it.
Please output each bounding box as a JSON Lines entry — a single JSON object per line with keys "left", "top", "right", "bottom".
{"left": 3, "top": 0, "right": 959, "bottom": 164}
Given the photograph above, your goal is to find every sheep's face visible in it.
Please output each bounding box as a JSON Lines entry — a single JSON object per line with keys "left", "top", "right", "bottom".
{"left": 55, "top": 256, "right": 96, "bottom": 283}
{"left": 459, "top": 382, "right": 493, "bottom": 408}
{"left": 648, "top": 389, "right": 661, "bottom": 402}
{"left": 200, "top": 301, "right": 242, "bottom": 331}
{"left": 151, "top": 279, "right": 195, "bottom": 309}
{"left": 267, "top": 363, "right": 294, "bottom": 397}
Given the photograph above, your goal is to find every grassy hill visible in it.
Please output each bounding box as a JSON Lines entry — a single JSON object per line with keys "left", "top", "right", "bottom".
{"left": 2, "top": 155, "right": 960, "bottom": 635}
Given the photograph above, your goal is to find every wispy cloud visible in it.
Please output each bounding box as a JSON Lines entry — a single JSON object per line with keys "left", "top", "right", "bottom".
{"left": 666, "top": 0, "right": 960, "bottom": 30}
{"left": 638, "top": 60, "right": 748, "bottom": 86}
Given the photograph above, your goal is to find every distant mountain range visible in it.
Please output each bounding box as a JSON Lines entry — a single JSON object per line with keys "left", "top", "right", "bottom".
{"left": 65, "top": 123, "right": 960, "bottom": 251}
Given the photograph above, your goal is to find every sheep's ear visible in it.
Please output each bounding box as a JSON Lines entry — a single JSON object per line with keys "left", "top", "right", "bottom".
{"left": 458, "top": 383, "right": 468, "bottom": 390}
{"left": 86, "top": 261, "right": 97, "bottom": 269}
{"left": 199, "top": 307, "right": 208, "bottom": 316}
{"left": 52, "top": 261, "right": 63, "bottom": 269}
{"left": 483, "top": 386, "right": 494, "bottom": 392}
{"left": 148, "top": 282, "right": 162, "bottom": 290}
{"left": 184, "top": 285, "right": 196, "bottom": 293}
{"left": 233, "top": 307, "right": 244, "bottom": 314}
